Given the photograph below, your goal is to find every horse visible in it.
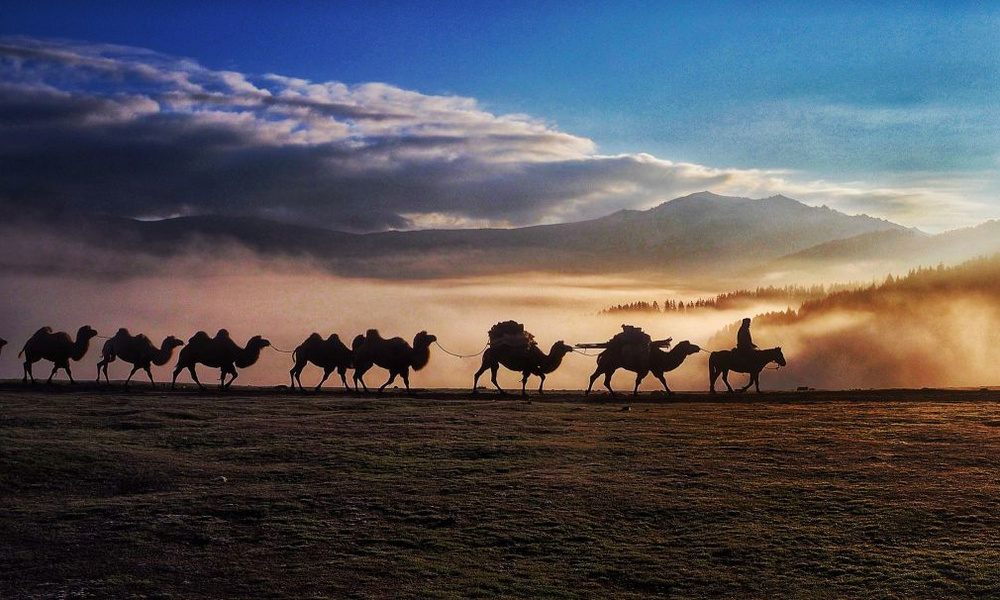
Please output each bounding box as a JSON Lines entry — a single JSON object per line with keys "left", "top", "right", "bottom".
{"left": 709, "top": 347, "right": 786, "bottom": 394}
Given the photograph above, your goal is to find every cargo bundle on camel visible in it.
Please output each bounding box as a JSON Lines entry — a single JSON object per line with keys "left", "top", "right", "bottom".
{"left": 472, "top": 321, "right": 573, "bottom": 396}
{"left": 579, "top": 325, "right": 696, "bottom": 396}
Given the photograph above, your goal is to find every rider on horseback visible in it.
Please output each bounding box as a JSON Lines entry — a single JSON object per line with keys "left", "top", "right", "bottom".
{"left": 735, "top": 318, "right": 757, "bottom": 359}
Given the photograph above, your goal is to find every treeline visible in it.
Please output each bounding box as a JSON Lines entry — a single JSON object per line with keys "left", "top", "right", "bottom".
{"left": 600, "top": 284, "right": 848, "bottom": 315}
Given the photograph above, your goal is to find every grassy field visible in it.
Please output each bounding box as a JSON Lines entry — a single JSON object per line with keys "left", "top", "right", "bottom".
{"left": 3, "top": 384, "right": 1000, "bottom": 599}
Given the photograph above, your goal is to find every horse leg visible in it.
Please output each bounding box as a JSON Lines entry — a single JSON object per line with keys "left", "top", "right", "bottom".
{"left": 722, "top": 369, "right": 735, "bottom": 393}
{"left": 709, "top": 363, "right": 717, "bottom": 394}
{"left": 753, "top": 371, "right": 762, "bottom": 393}
{"left": 740, "top": 372, "right": 754, "bottom": 393}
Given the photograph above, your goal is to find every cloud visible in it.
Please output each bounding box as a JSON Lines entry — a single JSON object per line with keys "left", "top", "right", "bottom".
{"left": 0, "top": 36, "right": 990, "bottom": 232}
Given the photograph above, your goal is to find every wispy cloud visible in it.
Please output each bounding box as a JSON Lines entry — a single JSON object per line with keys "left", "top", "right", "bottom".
{"left": 0, "top": 37, "right": 990, "bottom": 231}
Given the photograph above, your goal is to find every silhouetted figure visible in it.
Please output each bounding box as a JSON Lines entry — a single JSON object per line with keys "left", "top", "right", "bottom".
{"left": 19, "top": 326, "right": 99, "bottom": 384}
{"left": 736, "top": 317, "right": 757, "bottom": 355}
{"left": 171, "top": 330, "right": 271, "bottom": 390}
{"left": 473, "top": 339, "right": 574, "bottom": 396}
{"left": 587, "top": 340, "right": 701, "bottom": 396}
{"left": 289, "top": 333, "right": 354, "bottom": 392}
{"left": 709, "top": 347, "right": 786, "bottom": 394}
{"left": 96, "top": 328, "right": 185, "bottom": 386}
{"left": 352, "top": 330, "right": 437, "bottom": 394}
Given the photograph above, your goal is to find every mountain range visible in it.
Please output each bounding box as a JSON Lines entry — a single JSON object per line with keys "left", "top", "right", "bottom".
{"left": 5, "top": 191, "right": 999, "bottom": 284}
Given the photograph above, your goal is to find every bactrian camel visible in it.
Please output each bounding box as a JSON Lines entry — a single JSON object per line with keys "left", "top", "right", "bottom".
{"left": 289, "top": 333, "right": 354, "bottom": 391}
{"left": 586, "top": 340, "right": 701, "bottom": 396}
{"left": 96, "top": 328, "right": 185, "bottom": 386}
{"left": 352, "top": 330, "right": 436, "bottom": 393}
{"left": 473, "top": 340, "right": 574, "bottom": 396}
{"left": 171, "top": 329, "right": 271, "bottom": 390}
{"left": 709, "top": 347, "right": 786, "bottom": 394}
{"left": 20, "top": 325, "right": 99, "bottom": 384}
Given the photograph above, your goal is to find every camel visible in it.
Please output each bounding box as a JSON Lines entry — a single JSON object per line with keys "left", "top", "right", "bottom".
{"left": 19, "top": 325, "right": 99, "bottom": 384}
{"left": 587, "top": 340, "right": 701, "bottom": 396}
{"left": 472, "top": 340, "right": 574, "bottom": 396}
{"left": 289, "top": 333, "right": 354, "bottom": 391}
{"left": 96, "top": 328, "right": 185, "bottom": 386}
{"left": 171, "top": 329, "right": 271, "bottom": 390}
{"left": 352, "top": 329, "right": 436, "bottom": 393}
{"left": 709, "top": 347, "right": 786, "bottom": 394}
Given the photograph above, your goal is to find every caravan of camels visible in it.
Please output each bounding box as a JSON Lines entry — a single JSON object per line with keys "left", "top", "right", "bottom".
{"left": 2, "top": 321, "right": 786, "bottom": 395}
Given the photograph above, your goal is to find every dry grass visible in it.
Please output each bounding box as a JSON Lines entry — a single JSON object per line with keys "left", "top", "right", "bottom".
{"left": 3, "top": 384, "right": 1000, "bottom": 598}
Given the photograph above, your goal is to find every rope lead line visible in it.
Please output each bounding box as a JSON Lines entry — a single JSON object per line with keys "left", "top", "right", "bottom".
{"left": 269, "top": 345, "right": 294, "bottom": 354}
{"left": 434, "top": 340, "right": 488, "bottom": 359}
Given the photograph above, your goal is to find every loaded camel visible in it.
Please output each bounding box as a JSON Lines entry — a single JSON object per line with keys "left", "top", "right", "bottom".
{"left": 472, "top": 340, "right": 574, "bottom": 396}
{"left": 289, "top": 333, "right": 355, "bottom": 391}
{"left": 171, "top": 329, "right": 271, "bottom": 390}
{"left": 19, "top": 325, "right": 99, "bottom": 384}
{"left": 587, "top": 340, "right": 702, "bottom": 396}
{"left": 709, "top": 347, "right": 786, "bottom": 394}
{"left": 352, "top": 329, "right": 436, "bottom": 394}
{"left": 96, "top": 328, "right": 185, "bottom": 386}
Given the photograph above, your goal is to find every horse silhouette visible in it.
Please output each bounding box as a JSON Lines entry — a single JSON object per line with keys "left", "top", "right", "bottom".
{"left": 709, "top": 347, "right": 786, "bottom": 394}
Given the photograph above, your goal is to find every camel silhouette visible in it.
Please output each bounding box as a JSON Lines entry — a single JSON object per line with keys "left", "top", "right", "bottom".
{"left": 96, "top": 328, "right": 185, "bottom": 386}
{"left": 709, "top": 347, "right": 786, "bottom": 394}
{"left": 587, "top": 340, "right": 701, "bottom": 396}
{"left": 19, "top": 325, "right": 99, "bottom": 384}
{"left": 171, "top": 329, "right": 271, "bottom": 390}
{"left": 352, "top": 329, "right": 436, "bottom": 394}
{"left": 289, "top": 333, "right": 354, "bottom": 391}
{"left": 472, "top": 340, "right": 574, "bottom": 396}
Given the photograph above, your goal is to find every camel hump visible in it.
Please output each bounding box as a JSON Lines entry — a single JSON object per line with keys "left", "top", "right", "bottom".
{"left": 365, "top": 329, "right": 381, "bottom": 339}
{"left": 352, "top": 334, "right": 365, "bottom": 351}
{"left": 307, "top": 332, "right": 322, "bottom": 342}
{"left": 189, "top": 331, "right": 211, "bottom": 344}
{"left": 215, "top": 329, "right": 231, "bottom": 340}
{"left": 32, "top": 326, "right": 53, "bottom": 338}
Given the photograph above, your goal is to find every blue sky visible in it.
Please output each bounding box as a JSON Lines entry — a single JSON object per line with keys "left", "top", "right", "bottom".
{"left": 2, "top": 1, "right": 999, "bottom": 231}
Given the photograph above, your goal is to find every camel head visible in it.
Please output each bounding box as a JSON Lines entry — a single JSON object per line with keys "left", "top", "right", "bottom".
{"left": 414, "top": 331, "right": 437, "bottom": 348}
{"left": 676, "top": 340, "right": 701, "bottom": 356}
{"left": 248, "top": 335, "right": 272, "bottom": 350}
{"left": 551, "top": 340, "right": 574, "bottom": 358}
{"left": 78, "top": 325, "right": 99, "bottom": 342}
{"left": 164, "top": 336, "right": 185, "bottom": 350}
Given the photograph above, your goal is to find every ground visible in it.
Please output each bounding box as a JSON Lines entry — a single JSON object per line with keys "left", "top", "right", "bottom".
{"left": 2, "top": 383, "right": 1000, "bottom": 599}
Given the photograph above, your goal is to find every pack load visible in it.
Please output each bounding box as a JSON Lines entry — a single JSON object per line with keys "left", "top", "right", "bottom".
{"left": 488, "top": 320, "right": 535, "bottom": 349}
{"left": 575, "top": 325, "right": 672, "bottom": 368}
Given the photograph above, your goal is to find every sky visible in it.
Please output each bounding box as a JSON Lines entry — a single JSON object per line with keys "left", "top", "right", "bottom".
{"left": 2, "top": 1, "right": 999, "bottom": 232}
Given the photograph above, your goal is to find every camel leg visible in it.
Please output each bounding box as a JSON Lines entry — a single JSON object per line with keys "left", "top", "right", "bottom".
{"left": 603, "top": 370, "right": 617, "bottom": 396}
{"left": 47, "top": 363, "right": 60, "bottom": 384}
{"left": 401, "top": 368, "right": 411, "bottom": 394}
{"left": 24, "top": 359, "right": 36, "bottom": 384}
{"left": 145, "top": 366, "right": 155, "bottom": 387}
{"left": 378, "top": 371, "right": 397, "bottom": 393}
{"left": 586, "top": 367, "right": 604, "bottom": 395}
{"left": 289, "top": 365, "right": 301, "bottom": 390}
{"left": 489, "top": 366, "right": 506, "bottom": 396}
{"left": 125, "top": 365, "right": 141, "bottom": 386}
{"left": 520, "top": 372, "right": 530, "bottom": 397}
{"left": 353, "top": 364, "right": 371, "bottom": 393}
{"left": 96, "top": 359, "right": 106, "bottom": 383}
{"left": 633, "top": 374, "right": 643, "bottom": 396}
{"left": 654, "top": 372, "right": 673, "bottom": 395}
{"left": 338, "top": 367, "right": 351, "bottom": 392}
{"left": 537, "top": 373, "right": 546, "bottom": 395}
{"left": 316, "top": 368, "right": 333, "bottom": 391}
{"left": 65, "top": 363, "right": 75, "bottom": 385}
{"left": 472, "top": 352, "right": 493, "bottom": 394}
{"left": 223, "top": 368, "right": 238, "bottom": 390}
{"left": 183, "top": 366, "right": 205, "bottom": 391}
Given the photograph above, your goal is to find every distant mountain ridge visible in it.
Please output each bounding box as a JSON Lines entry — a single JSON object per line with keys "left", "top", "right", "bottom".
{"left": 5, "top": 191, "right": 995, "bottom": 282}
